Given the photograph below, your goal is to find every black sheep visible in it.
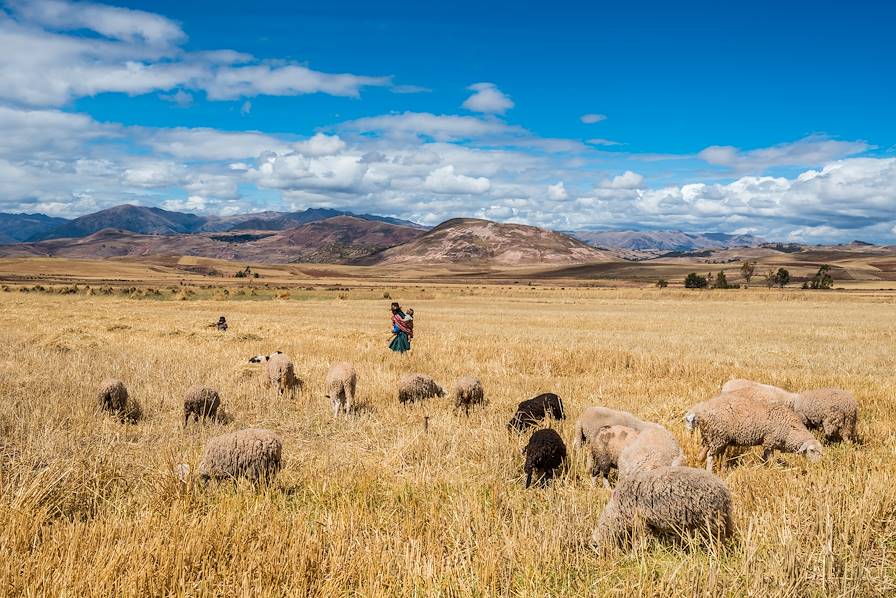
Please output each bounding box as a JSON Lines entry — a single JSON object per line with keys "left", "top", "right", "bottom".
{"left": 507, "top": 392, "right": 565, "bottom": 432}
{"left": 523, "top": 428, "right": 567, "bottom": 488}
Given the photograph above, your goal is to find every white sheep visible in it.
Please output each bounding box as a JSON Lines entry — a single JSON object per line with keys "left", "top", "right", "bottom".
{"left": 452, "top": 376, "right": 484, "bottom": 415}
{"left": 196, "top": 428, "right": 283, "bottom": 486}
{"left": 722, "top": 379, "right": 859, "bottom": 443}
{"left": 254, "top": 352, "right": 302, "bottom": 397}
{"left": 591, "top": 465, "right": 732, "bottom": 551}
{"left": 398, "top": 373, "right": 445, "bottom": 404}
{"left": 587, "top": 425, "right": 640, "bottom": 488}
{"left": 573, "top": 406, "right": 662, "bottom": 449}
{"left": 325, "top": 362, "right": 357, "bottom": 416}
{"left": 685, "top": 393, "right": 823, "bottom": 472}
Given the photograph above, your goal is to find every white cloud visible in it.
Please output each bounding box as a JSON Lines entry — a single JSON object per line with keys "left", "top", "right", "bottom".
{"left": 601, "top": 171, "right": 645, "bottom": 189}
{"left": 11, "top": 0, "right": 186, "bottom": 46}
{"left": 462, "top": 82, "right": 514, "bottom": 114}
{"left": 698, "top": 135, "right": 871, "bottom": 172}
{"left": 240, "top": 100, "right": 252, "bottom": 115}
{"left": 143, "top": 128, "right": 290, "bottom": 160}
{"left": 424, "top": 165, "right": 491, "bottom": 194}
{"left": 0, "top": 3, "right": 392, "bottom": 107}
{"left": 340, "top": 112, "right": 524, "bottom": 142}
{"left": 580, "top": 114, "right": 606, "bottom": 124}
{"left": 547, "top": 182, "right": 568, "bottom": 201}
{"left": 587, "top": 138, "right": 621, "bottom": 147}
{"left": 292, "top": 133, "right": 346, "bottom": 157}
{"left": 160, "top": 90, "right": 193, "bottom": 107}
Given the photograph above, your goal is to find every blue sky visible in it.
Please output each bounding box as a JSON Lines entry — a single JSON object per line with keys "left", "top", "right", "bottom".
{"left": 1, "top": 0, "right": 895, "bottom": 242}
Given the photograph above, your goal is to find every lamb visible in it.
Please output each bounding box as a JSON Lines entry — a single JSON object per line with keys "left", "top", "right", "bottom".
{"left": 722, "top": 379, "right": 859, "bottom": 443}
{"left": 96, "top": 378, "right": 141, "bottom": 423}
{"left": 685, "top": 393, "right": 823, "bottom": 472}
{"left": 452, "top": 376, "right": 484, "bottom": 415}
{"left": 573, "top": 406, "right": 660, "bottom": 449}
{"left": 398, "top": 373, "right": 445, "bottom": 404}
{"left": 588, "top": 424, "right": 685, "bottom": 488}
{"left": 588, "top": 425, "right": 640, "bottom": 488}
{"left": 523, "top": 428, "right": 567, "bottom": 488}
{"left": 183, "top": 385, "right": 222, "bottom": 426}
{"left": 507, "top": 393, "right": 565, "bottom": 432}
{"left": 325, "top": 362, "right": 357, "bottom": 416}
{"left": 591, "top": 465, "right": 732, "bottom": 550}
{"left": 196, "top": 428, "right": 282, "bottom": 485}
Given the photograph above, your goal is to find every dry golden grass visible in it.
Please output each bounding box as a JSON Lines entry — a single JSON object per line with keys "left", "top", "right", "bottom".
{"left": 1, "top": 287, "right": 895, "bottom": 596}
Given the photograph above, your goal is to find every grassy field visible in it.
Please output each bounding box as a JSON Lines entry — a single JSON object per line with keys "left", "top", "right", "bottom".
{"left": 1, "top": 285, "right": 895, "bottom": 596}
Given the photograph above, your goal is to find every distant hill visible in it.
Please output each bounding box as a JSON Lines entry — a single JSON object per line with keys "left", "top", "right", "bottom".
{"left": 0, "top": 213, "right": 70, "bottom": 244}
{"left": 38, "top": 205, "right": 205, "bottom": 240}
{"left": 0, "top": 217, "right": 423, "bottom": 264}
{"left": 358, "top": 218, "right": 614, "bottom": 266}
{"left": 572, "top": 230, "right": 763, "bottom": 252}
{"left": 17, "top": 204, "right": 425, "bottom": 241}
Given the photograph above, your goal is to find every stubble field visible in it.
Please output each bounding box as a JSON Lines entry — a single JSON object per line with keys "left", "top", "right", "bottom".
{"left": 1, "top": 286, "right": 894, "bottom": 596}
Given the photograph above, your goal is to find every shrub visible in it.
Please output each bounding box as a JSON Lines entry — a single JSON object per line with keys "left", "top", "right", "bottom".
{"left": 713, "top": 270, "right": 730, "bottom": 289}
{"left": 655, "top": 279, "right": 668, "bottom": 288}
{"left": 740, "top": 260, "right": 756, "bottom": 285}
{"left": 684, "top": 273, "right": 708, "bottom": 289}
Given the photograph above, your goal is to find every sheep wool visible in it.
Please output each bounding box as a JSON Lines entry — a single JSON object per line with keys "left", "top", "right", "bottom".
{"left": 592, "top": 465, "right": 732, "bottom": 550}
{"left": 183, "top": 385, "right": 222, "bottom": 426}
{"left": 793, "top": 388, "right": 859, "bottom": 443}
{"left": 588, "top": 425, "right": 640, "bottom": 488}
{"left": 617, "top": 426, "right": 686, "bottom": 479}
{"left": 573, "top": 406, "right": 660, "bottom": 449}
{"left": 326, "top": 362, "right": 357, "bottom": 416}
{"left": 685, "top": 393, "right": 823, "bottom": 472}
{"left": 266, "top": 353, "right": 302, "bottom": 397}
{"left": 198, "top": 428, "right": 283, "bottom": 485}
{"left": 507, "top": 393, "right": 565, "bottom": 432}
{"left": 96, "top": 378, "right": 141, "bottom": 423}
{"left": 398, "top": 373, "right": 445, "bottom": 404}
{"left": 523, "top": 428, "right": 567, "bottom": 488}
{"left": 452, "top": 376, "right": 484, "bottom": 415}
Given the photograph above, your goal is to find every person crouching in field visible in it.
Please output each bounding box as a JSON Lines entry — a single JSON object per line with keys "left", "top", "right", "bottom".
{"left": 389, "top": 302, "right": 413, "bottom": 353}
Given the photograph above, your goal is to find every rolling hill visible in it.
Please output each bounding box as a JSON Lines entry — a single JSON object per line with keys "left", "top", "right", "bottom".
{"left": 358, "top": 218, "right": 615, "bottom": 266}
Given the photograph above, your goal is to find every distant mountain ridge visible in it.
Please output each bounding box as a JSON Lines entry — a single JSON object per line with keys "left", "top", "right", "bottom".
{"left": 1, "top": 204, "right": 425, "bottom": 242}
{"left": 571, "top": 230, "right": 764, "bottom": 251}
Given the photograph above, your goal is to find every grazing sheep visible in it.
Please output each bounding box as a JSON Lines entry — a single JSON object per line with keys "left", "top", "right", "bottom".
{"left": 589, "top": 424, "right": 685, "bottom": 488}
{"left": 453, "top": 376, "right": 484, "bottom": 415}
{"left": 591, "top": 465, "right": 732, "bottom": 550}
{"left": 723, "top": 379, "right": 859, "bottom": 443}
{"left": 197, "top": 428, "right": 282, "bottom": 485}
{"left": 793, "top": 388, "right": 859, "bottom": 443}
{"left": 508, "top": 393, "right": 565, "bottom": 432}
{"left": 573, "top": 406, "right": 659, "bottom": 449}
{"left": 398, "top": 373, "right": 445, "bottom": 404}
{"left": 523, "top": 428, "right": 567, "bottom": 488}
{"left": 183, "top": 385, "right": 222, "bottom": 426}
{"left": 96, "top": 378, "right": 141, "bottom": 422}
{"left": 685, "top": 393, "right": 823, "bottom": 472}
{"left": 266, "top": 353, "right": 303, "bottom": 397}
{"left": 618, "top": 426, "right": 686, "bottom": 479}
{"left": 325, "top": 362, "right": 357, "bottom": 416}
{"left": 721, "top": 378, "right": 798, "bottom": 403}
{"left": 588, "top": 425, "right": 640, "bottom": 488}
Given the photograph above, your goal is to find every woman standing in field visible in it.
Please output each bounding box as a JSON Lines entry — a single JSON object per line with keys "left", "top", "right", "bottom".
{"left": 389, "top": 302, "right": 413, "bottom": 353}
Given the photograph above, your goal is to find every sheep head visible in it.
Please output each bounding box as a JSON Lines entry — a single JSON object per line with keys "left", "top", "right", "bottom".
{"left": 798, "top": 439, "right": 823, "bottom": 462}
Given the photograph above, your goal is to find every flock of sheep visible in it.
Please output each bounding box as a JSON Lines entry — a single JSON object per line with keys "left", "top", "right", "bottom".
{"left": 94, "top": 348, "right": 860, "bottom": 552}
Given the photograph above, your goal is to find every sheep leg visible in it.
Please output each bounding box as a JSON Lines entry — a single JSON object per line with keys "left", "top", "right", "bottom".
{"left": 697, "top": 446, "right": 708, "bottom": 463}
{"left": 345, "top": 384, "right": 354, "bottom": 415}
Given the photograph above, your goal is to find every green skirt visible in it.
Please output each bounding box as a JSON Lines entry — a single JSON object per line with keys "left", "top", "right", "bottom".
{"left": 389, "top": 331, "right": 411, "bottom": 353}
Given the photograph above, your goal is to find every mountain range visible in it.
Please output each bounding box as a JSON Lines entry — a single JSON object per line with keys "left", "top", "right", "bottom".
{"left": 2, "top": 204, "right": 423, "bottom": 242}
{"left": 0, "top": 204, "right": 882, "bottom": 268}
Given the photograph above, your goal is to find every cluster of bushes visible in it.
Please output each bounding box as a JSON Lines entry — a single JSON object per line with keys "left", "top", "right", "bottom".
{"left": 678, "top": 265, "right": 834, "bottom": 290}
